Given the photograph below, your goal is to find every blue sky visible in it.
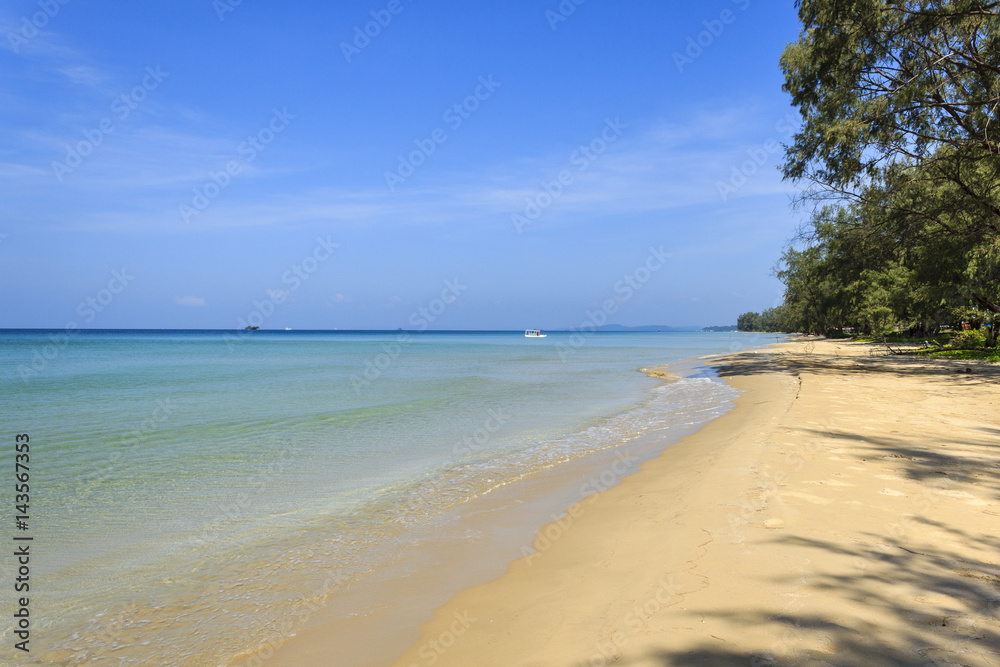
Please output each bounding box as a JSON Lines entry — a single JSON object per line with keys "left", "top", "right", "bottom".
{"left": 1, "top": 0, "right": 804, "bottom": 330}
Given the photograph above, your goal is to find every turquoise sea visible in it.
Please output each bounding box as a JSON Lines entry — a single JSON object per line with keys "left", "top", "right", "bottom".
{"left": 0, "top": 330, "right": 775, "bottom": 665}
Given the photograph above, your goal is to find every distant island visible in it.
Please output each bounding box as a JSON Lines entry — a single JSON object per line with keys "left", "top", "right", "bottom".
{"left": 593, "top": 324, "right": 701, "bottom": 332}
{"left": 244, "top": 325, "right": 259, "bottom": 331}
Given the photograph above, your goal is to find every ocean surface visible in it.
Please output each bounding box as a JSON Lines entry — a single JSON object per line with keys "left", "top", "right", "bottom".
{"left": 0, "top": 329, "right": 777, "bottom": 665}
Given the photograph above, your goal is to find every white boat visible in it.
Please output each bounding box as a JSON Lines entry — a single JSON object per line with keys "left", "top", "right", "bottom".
{"left": 524, "top": 329, "right": 546, "bottom": 338}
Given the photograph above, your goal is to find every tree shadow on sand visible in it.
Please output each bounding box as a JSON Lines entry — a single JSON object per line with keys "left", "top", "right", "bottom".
{"left": 616, "top": 347, "right": 1000, "bottom": 665}
{"left": 714, "top": 346, "right": 1000, "bottom": 388}
{"left": 797, "top": 427, "right": 1000, "bottom": 502}
{"left": 620, "top": 526, "right": 1000, "bottom": 664}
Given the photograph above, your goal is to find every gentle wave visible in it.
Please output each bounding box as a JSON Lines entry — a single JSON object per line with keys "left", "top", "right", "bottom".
{"left": 0, "top": 330, "right": 770, "bottom": 665}
{"left": 41, "top": 374, "right": 737, "bottom": 666}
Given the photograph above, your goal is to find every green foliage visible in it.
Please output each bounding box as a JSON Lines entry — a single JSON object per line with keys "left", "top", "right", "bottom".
{"left": 770, "top": 2, "right": 1000, "bottom": 351}
{"left": 927, "top": 348, "right": 1000, "bottom": 362}
{"left": 774, "top": 197, "right": 999, "bottom": 336}
{"left": 781, "top": 0, "right": 1000, "bottom": 238}
{"left": 950, "top": 328, "right": 990, "bottom": 348}
{"left": 856, "top": 333, "right": 947, "bottom": 344}
{"left": 737, "top": 306, "right": 790, "bottom": 332}
{"left": 736, "top": 311, "right": 760, "bottom": 332}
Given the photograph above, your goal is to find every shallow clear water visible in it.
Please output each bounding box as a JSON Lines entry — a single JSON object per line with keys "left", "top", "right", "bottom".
{"left": 0, "top": 329, "right": 772, "bottom": 665}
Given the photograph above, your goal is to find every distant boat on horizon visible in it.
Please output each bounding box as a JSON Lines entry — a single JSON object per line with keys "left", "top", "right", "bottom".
{"left": 524, "top": 329, "right": 546, "bottom": 338}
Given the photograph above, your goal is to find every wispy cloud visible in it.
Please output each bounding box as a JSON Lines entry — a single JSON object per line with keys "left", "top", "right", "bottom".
{"left": 1, "top": 98, "right": 797, "bottom": 235}
{"left": 57, "top": 64, "right": 107, "bottom": 87}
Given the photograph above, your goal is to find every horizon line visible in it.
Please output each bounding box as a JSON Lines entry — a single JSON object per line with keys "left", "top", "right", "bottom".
{"left": 0, "top": 326, "right": 740, "bottom": 333}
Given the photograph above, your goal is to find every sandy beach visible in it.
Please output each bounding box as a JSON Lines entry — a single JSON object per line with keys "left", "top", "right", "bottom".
{"left": 386, "top": 338, "right": 1000, "bottom": 666}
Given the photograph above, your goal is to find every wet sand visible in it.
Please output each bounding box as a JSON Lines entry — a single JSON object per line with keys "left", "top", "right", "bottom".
{"left": 256, "top": 366, "right": 734, "bottom": 667}
{"left": 388, "top": 338, "right": 1000, "bottom": 666}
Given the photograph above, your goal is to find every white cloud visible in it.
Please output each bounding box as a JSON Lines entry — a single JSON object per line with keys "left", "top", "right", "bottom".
{"left": 58, "top": 65, "right": 107, "bottom": 87}
{"left": 0, "top": 104, "right": 799, "bottom": 234}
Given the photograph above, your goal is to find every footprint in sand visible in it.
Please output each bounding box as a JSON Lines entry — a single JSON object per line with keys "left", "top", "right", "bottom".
{"left": 806, "top": 479, "right": 854, "bottom": 487}
{"left": 779, "top": 491, "right": 833, "bottom": 505}
{"left": 936, "top": 489, "right": 975, "bottom": 499}
{"left": 879, "top": 488, "right": 906, "bottom": 496}
{"left": 934, "top": 489, "right": 989, "bottom": 506}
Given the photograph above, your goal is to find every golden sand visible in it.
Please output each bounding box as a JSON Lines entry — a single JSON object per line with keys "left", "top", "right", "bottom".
{"left": 387, "top": 338, "right": 1000, "bottom": 666}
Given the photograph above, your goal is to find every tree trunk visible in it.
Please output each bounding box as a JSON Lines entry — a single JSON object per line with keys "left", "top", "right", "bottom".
{"left": 971, "top": 293, "right": 1000, "bottom": 314}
